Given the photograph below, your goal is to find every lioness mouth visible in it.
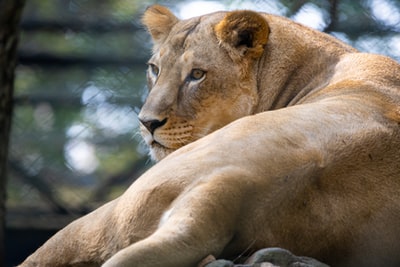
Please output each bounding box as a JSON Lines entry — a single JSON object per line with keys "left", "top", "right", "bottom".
{"left": 151, "top": 140, "right": 163, "bottom": 147}
{"left": 151, "top": 140, "right": 170, "bottom": 150}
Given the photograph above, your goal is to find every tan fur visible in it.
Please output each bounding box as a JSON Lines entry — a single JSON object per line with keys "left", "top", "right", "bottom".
{"left": 141, "top": 5, "right": 178, "bottom": 48}
{"left": 19, "top": 5, "right": 400, "bottom": 267}
{"left": 214, "top": 10, "right": 269, "bottom": 59}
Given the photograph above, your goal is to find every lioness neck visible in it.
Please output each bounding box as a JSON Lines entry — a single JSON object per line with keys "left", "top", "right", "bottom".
{"left": 255, "top": 14, "right": 357, "bottom": 112}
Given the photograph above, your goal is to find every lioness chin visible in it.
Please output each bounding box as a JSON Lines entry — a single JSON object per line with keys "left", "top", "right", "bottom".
{"left": 19, "top": 5, "right": 400, "bottom": 267}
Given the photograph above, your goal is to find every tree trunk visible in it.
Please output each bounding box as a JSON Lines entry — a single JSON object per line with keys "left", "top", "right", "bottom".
{"left": 0, "top": 0, "right": 25, "bottom": 265}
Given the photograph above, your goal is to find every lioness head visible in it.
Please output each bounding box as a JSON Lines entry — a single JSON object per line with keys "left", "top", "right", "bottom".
{"left": 139, "top": 5, "right": 269, "bottom": 161}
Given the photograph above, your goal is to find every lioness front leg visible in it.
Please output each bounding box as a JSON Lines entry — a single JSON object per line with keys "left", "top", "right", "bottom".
{"left": 18, "top": 200, "right": 119, "bottom": 267}
{"left": 102, "top": 169, "right": 249, "bottom": 267}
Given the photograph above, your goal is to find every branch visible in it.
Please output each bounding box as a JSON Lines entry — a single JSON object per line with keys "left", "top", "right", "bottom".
{"left": 8, "top": 158, "right": 73, "bottom": 215}
{"left": 13, "top": 93, "right": 143, "bottom": 109}
{"left": 324, "top": 0, "right": 338, "bottom": 33}
{"left": 18, "top": 51, "right": 148, "bottom": 68}
{"left": 0, "top": 0, "right": 26, "bottom": 264}
{"left": 21, "top": 19, "right": 141, "bottom": 33}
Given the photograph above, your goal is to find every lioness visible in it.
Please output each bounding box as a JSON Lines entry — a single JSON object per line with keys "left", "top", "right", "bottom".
{"left": 19, "top": 5, "right": 400, "bottom": 267}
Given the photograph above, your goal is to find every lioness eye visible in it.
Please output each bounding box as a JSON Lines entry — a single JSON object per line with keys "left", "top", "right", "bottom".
{"left": 148, "top": 63, "right": 159, "bottom": 76}
{"left": 190, "top": 69, "right": 205, "bottom": 80}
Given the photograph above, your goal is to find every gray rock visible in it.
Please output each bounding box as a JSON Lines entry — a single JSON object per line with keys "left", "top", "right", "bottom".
{"left": 205, "top": 248, "right": 329, "bottom": 267}
{"left": 245, "top": 247, "right": 329, "bottom": 267}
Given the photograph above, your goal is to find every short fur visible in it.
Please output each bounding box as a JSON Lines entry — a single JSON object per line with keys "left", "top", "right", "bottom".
{"left": 19, "top": 5, "right": 400, "bottom": 267}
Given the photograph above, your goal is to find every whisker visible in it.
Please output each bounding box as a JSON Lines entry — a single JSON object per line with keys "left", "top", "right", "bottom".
{"left": 232, "top": 239, "right": 257, "bottom": 264}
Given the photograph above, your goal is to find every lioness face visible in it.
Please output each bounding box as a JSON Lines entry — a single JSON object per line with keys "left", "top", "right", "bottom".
{"left": 139, "top": 8, "right": 269, "bottom": 161}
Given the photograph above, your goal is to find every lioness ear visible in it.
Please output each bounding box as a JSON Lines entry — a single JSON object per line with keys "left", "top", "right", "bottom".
{"left": 142, "top": 5, "right": 178, "bottom": 44}
{"left": 214, "top": 10, "right": 269, "bottom": 59}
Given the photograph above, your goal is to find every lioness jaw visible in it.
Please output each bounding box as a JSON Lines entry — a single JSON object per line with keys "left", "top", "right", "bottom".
{"left": 19, "top": 5, "right": 400, "bottom": 267}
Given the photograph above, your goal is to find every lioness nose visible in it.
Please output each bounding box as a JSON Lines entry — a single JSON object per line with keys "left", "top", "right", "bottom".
{"left": 139, "top": 118, "right": 167, "bottom": 134}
